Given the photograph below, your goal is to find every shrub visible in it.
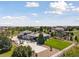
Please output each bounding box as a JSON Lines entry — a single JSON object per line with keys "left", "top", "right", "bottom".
{"left": 12, "top": 45, "right": 32, "bottom": 57}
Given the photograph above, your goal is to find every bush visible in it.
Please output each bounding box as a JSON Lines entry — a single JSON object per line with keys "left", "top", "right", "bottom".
{"left": 12, "top": 45, "right": 33, "bottom": 57}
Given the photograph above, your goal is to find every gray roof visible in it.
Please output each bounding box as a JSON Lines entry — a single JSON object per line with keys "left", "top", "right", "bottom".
{"left": 27, "top": 33, "right": 50, "bottom": 37}
{"left": 18, "top": 31, "right": 50, "bottom": 39}
{"left": 18, "top": 30, "right": 32, "bottom": 35}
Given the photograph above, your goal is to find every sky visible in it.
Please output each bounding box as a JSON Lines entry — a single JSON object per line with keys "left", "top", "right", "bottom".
{"left": 0, "top": 1, "right": 79, "bottom": 26}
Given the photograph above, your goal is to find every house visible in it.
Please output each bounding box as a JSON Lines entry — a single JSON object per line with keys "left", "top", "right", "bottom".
{"left": 17, "top": 31, "right": 51, "bottom": 44}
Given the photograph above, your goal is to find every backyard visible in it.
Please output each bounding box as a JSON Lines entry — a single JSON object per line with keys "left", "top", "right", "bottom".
{"left": 45, "top": 38, "right": 71, "bottom": 50}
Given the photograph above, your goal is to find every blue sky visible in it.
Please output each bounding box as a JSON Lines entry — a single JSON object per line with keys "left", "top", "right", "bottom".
{"left": 0, "top": 1, "right": 79, "bottom": 26}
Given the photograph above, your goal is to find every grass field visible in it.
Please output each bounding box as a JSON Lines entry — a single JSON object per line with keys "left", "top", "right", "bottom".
{"left": 0, "top": 43, "right": 16, "bottom": 57}
{"left": 64, "top": 46, "right": 79, "bottom": 57}
{"left": 45, "top": 38, "right": 71, "bottom": 50}
{"left": 63, "top": 29, "right": 79, "bottom": 57}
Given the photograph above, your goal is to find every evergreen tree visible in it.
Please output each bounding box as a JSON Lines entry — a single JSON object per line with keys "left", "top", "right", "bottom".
{"left": 37, "top": 33, "right": 45, "bottom": 45}
{"left": 75, "top": 36, "right": 78, "bottom": 43}
{"left": 39, "top": 27, "right": 43, "bottom": 32}
{"left": 51, "top": 32, "right": 54, "bottom": 37}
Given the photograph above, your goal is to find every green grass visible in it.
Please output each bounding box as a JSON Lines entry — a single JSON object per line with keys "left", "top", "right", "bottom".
{"left": 63, "top": 29, "right": 79, "bottom": 57}
{"left": 64, "top": 46, "right": 79, "bottom": 57}
{"left": 0, "top": 43, "right": 16, "bottom": 57}
{"left": 45, "top": 38, "right": 71, "bottom": 50}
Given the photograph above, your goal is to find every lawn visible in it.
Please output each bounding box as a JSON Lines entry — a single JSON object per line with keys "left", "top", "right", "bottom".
{"left": 45, "top": 38, "right": 71, "bottom": 50}
{"left": 0, "top": 43, "right": 16, "bottom": 57}
{"left": 64, "top": 46, "right": 79, "bottom": 57}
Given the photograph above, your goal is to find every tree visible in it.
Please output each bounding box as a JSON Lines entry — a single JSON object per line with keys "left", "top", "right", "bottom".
{"left": 0, "top": 35, "right": 12, "bottom": 54}
{"left": 75, "top": 36, "right": 78, "bottom": 43}
{"left": 39, "top": 27, "right": 43, "bottom": 32}
{"left": 37, "top": 33, "right": 45, "bottom": 45}
{"left": 69, "top": 32, "right": 74, "bottom": 41}
{"left": 51, "top": 32, "right": 54, "bottom": 37}
{"left": 70, "top": 36, "right": 73, "bottom": 41}
{"left": 12, "top": 46, "right": 33, "bottom": 57}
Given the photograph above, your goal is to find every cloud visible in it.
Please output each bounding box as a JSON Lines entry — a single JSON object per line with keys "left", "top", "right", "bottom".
{"left": 25, "top": 2, "right": 39, "bottom": 7}
{"left": 2, "top": 16, "right": 13, "bottom": 19}
{"left": 50, "top": 1, "right": 69, "bottom": 12}
{"left": 35, "top": 20, "right": 40, "bottom": 23}
{"left": 0, "top": 16, "right": 29, "bottom": 26}
{"left": 52, "top": 11, "right": 63, "bottom": 15}
{"left": 44, "top": 11, "right": 53, "bottom": 14}
{"left": 72, "top": 7, "right": 79, "bottom": 13}
{"left": 2, "top": 16, "right": 27, "bottom": 20}
{"left": 50, "top": 1, "right": 68, "bottom": 11}
{"left": 44, "top": 10, "right": 63, "bottom": 15}
{"left": 48, "top": 1, "right": 74, "bottom": 15}
{"left": 31, "top": 13, "right": 38, "bottom": 16}
{"left": 75, "top": 18, "right": 79, "bottom": 21}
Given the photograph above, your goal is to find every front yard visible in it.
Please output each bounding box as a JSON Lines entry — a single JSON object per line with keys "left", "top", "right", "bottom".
{"left": 45, "top": 38, "right": 71, "bottom": 50}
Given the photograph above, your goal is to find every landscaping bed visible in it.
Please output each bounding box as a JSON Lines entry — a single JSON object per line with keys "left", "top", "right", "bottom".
{"left": 45, "top": 38, "right": 71, "bottom": 50}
